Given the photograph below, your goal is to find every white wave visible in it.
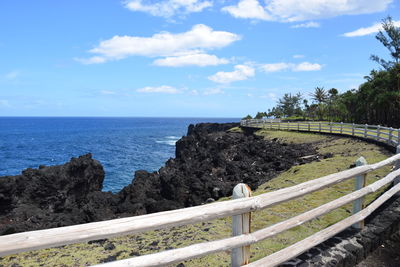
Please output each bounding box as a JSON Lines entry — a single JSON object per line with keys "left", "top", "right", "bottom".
{"left": 156, "top": 140, "right": 177, "bottom": 146}
{"left": 156, "top": 135, "right": 180, "bottom": 146}
{"left": 165, "top": 136, "right": 180, "bottom": 139}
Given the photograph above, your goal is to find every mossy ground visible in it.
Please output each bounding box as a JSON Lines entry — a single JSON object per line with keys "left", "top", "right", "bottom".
{"left": 0, "top": 129, "right": 394, "bottom": 267}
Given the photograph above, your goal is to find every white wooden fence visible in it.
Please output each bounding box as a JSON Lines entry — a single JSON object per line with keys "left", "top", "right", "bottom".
{"left": 240, "top": 119, "right": 400, "bottom": 147}
{"left": 1, "top": 121, "right": 400, "bottom": 267}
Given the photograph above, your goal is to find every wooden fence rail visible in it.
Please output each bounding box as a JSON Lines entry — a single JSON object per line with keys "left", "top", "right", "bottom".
{"left": 240, "top": 119, "right": 400, "bottom": 147}
{"left": 1, "top": 121, "right": 400, "bottom": 266}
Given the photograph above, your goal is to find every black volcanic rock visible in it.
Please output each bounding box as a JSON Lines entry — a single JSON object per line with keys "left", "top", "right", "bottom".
{"left": 186, "top": 122, "right": 239, "bottom": 136}
{"left": 0, "top": 154, "right": 110, "bottom": 234}
{"left": 116, "top": 123, "right": 316, "bottom": 213}
{"left": 0, "top": 123, "right": 317, "bottom": 234}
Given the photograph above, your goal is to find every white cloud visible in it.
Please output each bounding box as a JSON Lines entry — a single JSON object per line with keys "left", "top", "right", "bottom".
{"left": 270, "top": 0, "right": 393, "bottom": 22}
{"left": 124, "top": 0, "right": 212, "bottom": 18}
{"left": 136, "top": 85, "right": 182, "bottom": 94}
{"left": 291, "top": 21, "right": 320, "bottom": 28}
{"left": 261, "top": 62, "right": 290, "bottom": 72}
{"left": 5, "top": 71, "right": 20, "bottom": 80}
{"left": 292, "top": 62, "right": 322, "bottom": 71}
{"left": 260, "top": 61, "right": 322, "bottom": 72}
{"left": 75, "top": 56, "right": 106, "bottom": 65}
{"left": 293, "top": 54, "right": 305, "bottom": 59}
{"left": 77, "top": 24, "right": 240, "bottom": 64}
{"left": 153, "top": 53, "right": 229, "bottom": 67}
{"left": 222, "top": 0, "right": 393, "bottom": 22}
{"left": 208, "top": 64, "right": 255, "bottom": 83}
{"left": 342, "top": 20, "right": 400, "bottom": 37}
{"left": 203, "top": 88, "right": 224, "bottom": 95}
{"left": 221, "top": 0, "right": 272, "bottom": 20}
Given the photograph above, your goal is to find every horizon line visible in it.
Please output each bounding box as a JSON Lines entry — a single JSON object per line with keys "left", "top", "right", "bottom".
{"left": 0, "top": 116, "right": 241, "bottom": 119}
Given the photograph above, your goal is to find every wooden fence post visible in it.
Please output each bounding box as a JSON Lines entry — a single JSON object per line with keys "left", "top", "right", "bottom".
{"left": 340, "top": 122, "right": 343, "bottom": 134}
{"left": 297, "top": 122, "right": 300, "bottom": 131}
{"left": 377, "top": 125, "right": 381, "bottom": 141}
{"left": 319, "top": 123, "right": 321, "bottom": 132}
{"left": 308, "top": 122, "right": 310, "bottom": 131}
{"left": 352, "top": 123, "right": 355, "bottom": 136}
{"left": 330, "top": 122, "right": 332, "bottom": 133}
{"left": 394, "top": 146, "right": 400, "bottom": 196}
{"left": 397, "top": 129, "right": 400, "bottom": 146}
{"left": 389, "top": 127, "right": 393, "bottom": 145}
{"left": 352, "top": 156, "right": 367, "bottom": 229}
{"left": 364, "top": 124, "right": 368, "bottom": 138}
{"left": 232, "top": 183, "right": 252, "bottom": 267}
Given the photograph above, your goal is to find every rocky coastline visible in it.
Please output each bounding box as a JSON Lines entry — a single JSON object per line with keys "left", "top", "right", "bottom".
{"left": 0, "top": 123, "right": 318, "bottom": 235}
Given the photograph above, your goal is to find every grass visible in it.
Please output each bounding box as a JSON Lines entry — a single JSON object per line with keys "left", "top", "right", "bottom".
{"left": 0, "top": 129, "right": 394, "bottom": 267}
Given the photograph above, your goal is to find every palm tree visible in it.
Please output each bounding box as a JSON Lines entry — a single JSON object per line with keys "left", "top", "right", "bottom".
{"left": 328, "top": 88, "right": 339, "bottom": 121}
{"left": 311, "top": 87, "right": 328, "bottom": 104}
{"left": 310, "top": 87, "right": 328, "bottom": 120}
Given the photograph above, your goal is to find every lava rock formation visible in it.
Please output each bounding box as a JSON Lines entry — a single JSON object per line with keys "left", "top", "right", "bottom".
{"left": 0, "top": 123, "right": 317, "bottom": 235}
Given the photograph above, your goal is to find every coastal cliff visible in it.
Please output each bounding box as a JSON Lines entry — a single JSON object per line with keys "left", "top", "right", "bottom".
{"left": 0, "top": 123, "right": 317, "bottom": 235}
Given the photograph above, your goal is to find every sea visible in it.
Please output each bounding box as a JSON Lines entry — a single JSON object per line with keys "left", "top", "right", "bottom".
{"left": 0, "top": 117, "right": 239, "bottom": 192}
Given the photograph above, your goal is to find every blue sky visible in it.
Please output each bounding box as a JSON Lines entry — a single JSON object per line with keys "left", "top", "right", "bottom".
{"left": 0, "top": 0, "right": 399, "bottom": 117}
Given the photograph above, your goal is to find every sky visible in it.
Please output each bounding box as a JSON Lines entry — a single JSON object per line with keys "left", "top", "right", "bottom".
{"left": 0, "top": 0, "right": 399, "bottom": 117}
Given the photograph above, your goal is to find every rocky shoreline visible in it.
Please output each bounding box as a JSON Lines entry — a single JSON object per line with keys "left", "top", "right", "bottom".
{"left": 0, "top": 123, "right": 319, "bottom": 235}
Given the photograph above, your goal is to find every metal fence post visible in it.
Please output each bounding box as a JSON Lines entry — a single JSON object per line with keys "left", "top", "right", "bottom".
{"left": 232, "top": 183, "right": 252, "bottom": 267}
{"left": 352, "top": 156, "right": 368, "bottom": 229}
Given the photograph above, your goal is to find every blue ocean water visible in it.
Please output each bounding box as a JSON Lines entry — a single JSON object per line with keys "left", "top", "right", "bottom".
{"left": 0, "top": 117, "right": 238, "bottom": 192}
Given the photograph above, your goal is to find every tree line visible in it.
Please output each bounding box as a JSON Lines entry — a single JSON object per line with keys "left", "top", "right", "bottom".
{"left": 244, "top": 16, "right": 400, "bottom": 128}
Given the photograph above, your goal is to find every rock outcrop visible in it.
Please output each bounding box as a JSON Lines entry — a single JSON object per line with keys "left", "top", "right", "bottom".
{"left": 0, "top": 123, "right": 317, "bottom": 235}
{"left": 118, "top": 123, "right": 317, "bottom": 214}
{"left": 0, "top": 154, "right": 109, "bottom": 234}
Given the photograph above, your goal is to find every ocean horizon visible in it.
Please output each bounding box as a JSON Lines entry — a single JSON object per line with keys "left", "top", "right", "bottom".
{"left": 0, "top": 117, "right": 239, "bottom": 192}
